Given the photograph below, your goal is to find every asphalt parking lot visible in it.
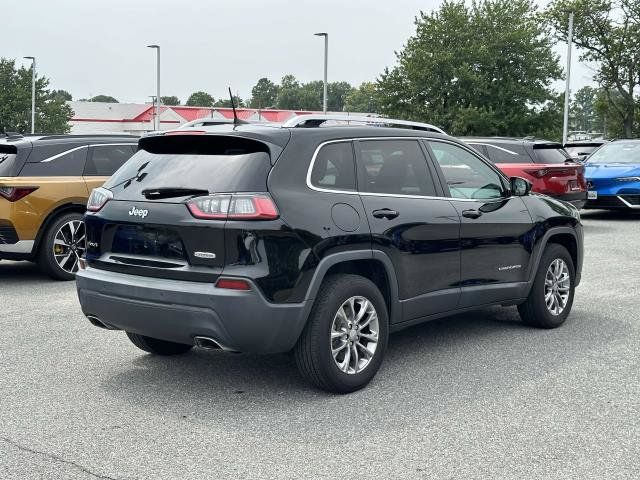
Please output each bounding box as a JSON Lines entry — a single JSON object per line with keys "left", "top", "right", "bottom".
{"left": 1, "top": 210, "right": 639, "bottom": 479}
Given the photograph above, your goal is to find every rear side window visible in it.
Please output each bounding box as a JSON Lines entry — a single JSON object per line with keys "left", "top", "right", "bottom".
{"left": 309, "top": 142, "right": 356, "bottom": 191}
{"left": 534, "top": 147, "right": 569, "bottom": 164}
{"left": 0, "top": 147, "right": 18, "bottom": 177}
{"left": 104, "top": 136, "right": 272, "bottom": 196}
{"left": 84, "top": 145, "right": 136, "bottom": 176}
{"left": 19, "top": 146, "right": 87, "bottom": 176}
{"left": 356, "top": 140, "right": 437, "bottom": 196}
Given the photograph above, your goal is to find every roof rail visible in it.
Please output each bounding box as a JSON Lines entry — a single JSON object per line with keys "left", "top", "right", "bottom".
{"left": 36, "top": 133, "right": 139, "bottom": 141}
{"left": 282, "top": 114, "right": 447, "bottom": 134}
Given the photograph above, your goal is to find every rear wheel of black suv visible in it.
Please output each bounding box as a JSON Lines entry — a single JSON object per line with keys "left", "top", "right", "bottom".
{"left": 38, "top": 212, "right": 86, "bottom": 281}
{"left": 126, "top": 332, "right": 193, "bottom": 355}
{"left": 294, "top": 274, "right": 389, "bottom": 393}
{"left": 518, "top": 243, "right": 575, "bottom": 329}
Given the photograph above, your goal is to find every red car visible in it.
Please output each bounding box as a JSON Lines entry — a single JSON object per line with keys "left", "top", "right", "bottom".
{"left": 460, "top": 137, "right": 587, "bottom": 208}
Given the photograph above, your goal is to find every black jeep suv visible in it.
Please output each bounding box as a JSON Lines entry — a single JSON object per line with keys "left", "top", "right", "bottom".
{"left": 76, "top": 116, "right": 583, "bottom": 393}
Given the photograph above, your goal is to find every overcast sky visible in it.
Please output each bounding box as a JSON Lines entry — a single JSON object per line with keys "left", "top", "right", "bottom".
{"left": 4, "top": 0, "right": 596, "bottom": 104}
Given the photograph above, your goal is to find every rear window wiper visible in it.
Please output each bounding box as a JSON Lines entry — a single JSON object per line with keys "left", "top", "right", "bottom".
{"left": 141, "top": 187, "right": 209, "bottom": 200}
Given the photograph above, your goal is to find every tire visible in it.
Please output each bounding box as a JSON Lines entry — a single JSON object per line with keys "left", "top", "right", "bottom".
{"left": 294, "top": 274, "right": 389, "bottom": 393}
{"left": 38, "top": 212, "right": 86, "bottom": 281}
{"left": 126, "top": 332, "right": 193, "bottom": 355}
{"left": 518, "top": 243, "right": 575, "bottom": 329}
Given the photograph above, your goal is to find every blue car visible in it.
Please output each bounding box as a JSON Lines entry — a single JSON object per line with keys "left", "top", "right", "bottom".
{"left": 584, "top": 139, "right": 640, "bottom": 210}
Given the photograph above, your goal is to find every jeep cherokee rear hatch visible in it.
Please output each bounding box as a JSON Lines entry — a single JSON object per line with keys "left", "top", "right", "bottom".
{"left": 84, "top": 133, "right": 280, "bottom": 282}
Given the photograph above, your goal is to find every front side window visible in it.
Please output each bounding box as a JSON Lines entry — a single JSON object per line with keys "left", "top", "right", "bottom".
{"left": 429, "top": 141, "right": 505, "bottom": 200}
{"left": 85, "top": 145, "right": 136, "bottom": 176}
{"left": 357, "top": 140, "right": 436, "bottom": 196}
{"left": 309, "top": 142, "right": 356, "bottom": 191}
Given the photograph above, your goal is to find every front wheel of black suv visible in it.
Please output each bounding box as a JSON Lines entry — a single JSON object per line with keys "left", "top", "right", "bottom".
{"left": 126, "top": 332, "right": 193, "bottom": 355}
{"left": 294, "top": 274, "right": 389, "bottom": 393}
{"left": 518, "top": 243, "right": 576, "bottom": 329}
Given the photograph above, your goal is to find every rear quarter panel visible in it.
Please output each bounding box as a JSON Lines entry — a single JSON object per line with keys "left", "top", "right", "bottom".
{"left": 0, "top": 176, "right": 88, "bottom": 241}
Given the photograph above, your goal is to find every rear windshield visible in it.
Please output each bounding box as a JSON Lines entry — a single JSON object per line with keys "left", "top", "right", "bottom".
{"left": 587, "top": 140, "right": 640, "bottom": 164}
{"left": 0, "top": 147, "right": 18, "bottom": 176}
{"left": 533, "top": 146, "right": 569, "bottom": 164}
{"left": 104, "top": 136, "right": 272, "bottom": 195}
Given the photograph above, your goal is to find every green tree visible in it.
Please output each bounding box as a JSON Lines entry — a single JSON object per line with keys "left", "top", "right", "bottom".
{"left": 52, "top": 89, "right": 72, "bottom": 102}
{"left": 345, "top": 82, "right": 381, "bottom": 113}
{"left": 249, "top": 78, "right": 279, "bottom": 108}
{"left": 160, "top": 95, "right": 180, "bottom": 106}
{"left": 571, "top": 86, "right": 601, "bottom": 132}
{"left": 213, "top": 96, "right": 245, "bottom": 108}
{"left": 185, "top": 91, "right": 215, "bottom": 107}
{"left": 89, "top": 95, "right": 118, "bottom": 103}
{"left": 545, "top": 0, "right": 640, "bottom": 137}
{"left": 276, "top": 75, "right": 303, "bottom": 110}
{"left": 327, "top": 81, "right": 354, "bottom": 112}
{"left": 377, "top": 0, "right": 562, "bottom": 136}
{"left": 0, "top": 58, "right": 72, "bottom": 134}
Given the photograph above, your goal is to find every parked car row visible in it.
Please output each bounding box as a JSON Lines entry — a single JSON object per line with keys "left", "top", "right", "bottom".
{"left": 1, "top": 117, "right": 636, "bottom": 393}
{"left": 0, "top": 134, "right": 138, "bottom": 278}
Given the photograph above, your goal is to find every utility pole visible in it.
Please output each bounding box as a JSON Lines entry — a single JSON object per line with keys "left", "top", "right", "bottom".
{"left": 562, "top": 13, "right": 574, "bottom": 145}
{"left": 314, "top": 33, "right": 328, "bottom": 113}
{"left": 23, "top": 56, "right": 36, "bottom": 134}
{"left": 147, "top": 45, "right": 161, "bottom": 130}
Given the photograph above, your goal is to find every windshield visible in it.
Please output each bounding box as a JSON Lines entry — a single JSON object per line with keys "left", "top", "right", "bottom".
{"left": 104, "top": 149, "right": 272, "bottom": 198}
{"left": 565, "top": 145, "right": 599, "bottom": 158}
{"left": 587, "top": 141, "right": 640, "bottom": 164}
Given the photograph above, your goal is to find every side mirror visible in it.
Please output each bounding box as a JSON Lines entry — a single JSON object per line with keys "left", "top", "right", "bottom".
{"left": 510, "top": 176, "right": 532, "bottom": 196}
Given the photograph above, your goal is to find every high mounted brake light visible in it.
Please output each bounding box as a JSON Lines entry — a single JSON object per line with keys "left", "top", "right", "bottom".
{"left": 0, "top": 186, "right": 38, "bottom": 202}
{"left": 186, "top": 193, "right": 279, "bottom": 220}
{"left": 164, "top": 130, "right": 207, "bottom": 136}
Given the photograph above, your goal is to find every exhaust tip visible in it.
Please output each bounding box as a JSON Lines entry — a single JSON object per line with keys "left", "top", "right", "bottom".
{"left": 193, "top": 336, "right": 238, "bottom": 353}
{"left": 86, "top": 315, "right": 118, "bottom": 330}
{"left": 194, "top": 336, "right": 222, "bottom": 350}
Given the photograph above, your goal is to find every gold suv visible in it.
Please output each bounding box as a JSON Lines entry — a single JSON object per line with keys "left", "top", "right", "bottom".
{"left": 0, "top": 133, "right": 137, "bottom": 279}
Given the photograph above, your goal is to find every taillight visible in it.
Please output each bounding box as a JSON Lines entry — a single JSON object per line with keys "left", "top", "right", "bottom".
{"left": 215, "top": 278, "right": 251, "bottom": 290}
{"left": 187, "top": 193, "right": 279, "bottom": 220}
{"left": 0, "top": 186, "right": 38, "bottom": 202}
{"left": 87, "top": 187, "right": 113, "bottom": 212}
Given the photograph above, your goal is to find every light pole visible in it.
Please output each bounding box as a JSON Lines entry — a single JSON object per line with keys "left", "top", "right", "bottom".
{"left": 23, "top": 56, "right": 36, "bottom": 134}
{"left": 314, "top": 33, "right": 328, "bottom": 113}
{"left": 147, "top": 45, "right": 160, "bottom": 130}
{"left": 562, "top": 13, "right": 574, "bottom": 145}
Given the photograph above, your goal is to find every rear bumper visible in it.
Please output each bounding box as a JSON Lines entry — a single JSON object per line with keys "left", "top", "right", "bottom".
{"left": 584, "top": 194, "right": 640, "bottom": 210}
{"left": 554, "top": 191, "right": 587, "bottom": 209}
{"left": 76, "top": 266, "right": 310, "bottom": 354}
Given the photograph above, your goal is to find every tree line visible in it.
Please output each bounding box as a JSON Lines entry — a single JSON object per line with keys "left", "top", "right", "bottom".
{"left": 2, "top": 0, "right": 638, "bottom": 139}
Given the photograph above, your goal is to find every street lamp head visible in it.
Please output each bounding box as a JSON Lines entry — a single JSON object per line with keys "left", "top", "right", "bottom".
{"left": 23, "top": 56, "right": 35, "bottom": 60}
{"left": 314, "top": 32, "right": 328, "bottom": 37}
{"left": 147, "top": 44, "right": 159, "bottom": 49}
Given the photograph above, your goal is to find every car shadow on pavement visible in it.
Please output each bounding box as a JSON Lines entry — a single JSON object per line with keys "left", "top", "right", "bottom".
{"left": 581, "top": 210, "right": 640, "bottom": 221}
{"left": 99, "top": 303, "right": 616, "bottom": 417}
{"left": 0, "top": 260, "right": 50, "bottom": 282}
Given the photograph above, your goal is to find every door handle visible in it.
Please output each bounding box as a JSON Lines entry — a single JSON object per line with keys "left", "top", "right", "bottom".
{"left": 462, "top": 209, "right": 482, "bottom": 219}
{"left": 372, "top": 208, "right": 399, "bottom": 220}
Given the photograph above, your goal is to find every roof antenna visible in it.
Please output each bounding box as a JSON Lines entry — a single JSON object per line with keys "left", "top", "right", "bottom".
{"left": 228, "top": 87, "right": 247, "bottom": 126}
